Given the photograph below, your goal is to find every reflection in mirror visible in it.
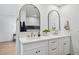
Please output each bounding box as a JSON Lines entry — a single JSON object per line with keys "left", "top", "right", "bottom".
{"left": 19, "top": 4, "right": 40, "bottom": 32}
{"left": 48, "top": 10, "right": 60, "bottom": 34}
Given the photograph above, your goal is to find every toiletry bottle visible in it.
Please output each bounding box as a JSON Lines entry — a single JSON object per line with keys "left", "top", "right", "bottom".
{"left": 23, "top": 21, "right": 26, "bottom": 31}
{"left": 38, "top": 32, "right": 40, "bottom": 37}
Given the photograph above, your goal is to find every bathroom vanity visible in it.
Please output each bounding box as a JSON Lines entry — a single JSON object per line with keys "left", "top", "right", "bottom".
{"left": 16, "top": 4, "right": 72, "bottom": 55}
{"left": 18, "top": 35, "right": 71, "bottom": 55}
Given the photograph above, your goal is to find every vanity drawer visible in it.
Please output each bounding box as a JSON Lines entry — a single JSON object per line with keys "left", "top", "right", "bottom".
{"left": 23, "top": 41, "right": 48, "bottom": 50}
{"left": 63, "top": 37, "right": 70, "bottom": 48}
{"left": 49, "top": 39, "right": 58, "bottom": 48}
{"left": 49, "top": 47, "right": 57, "bottom": 55}
{"left": 64, "top": 41, "right": 70, "bottom": 47}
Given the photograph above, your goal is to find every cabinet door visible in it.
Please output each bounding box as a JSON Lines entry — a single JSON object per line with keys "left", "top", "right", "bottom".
{"left": 23, "top": 49, "right": 38, "bottom": 55}
{"left": 58, "top": 38, "right": 64, "bottom": 55}
{"left": 63, "top": 37, "right": 70, "bottom": 55}
{"left": 37, "top": 46, "right": 48, "bottom": 55}
{"left": 23, "top": 46, "right": 48, "bottom": 55}
{"left": 21, "top": 41, "right": 48, "bottom": 55}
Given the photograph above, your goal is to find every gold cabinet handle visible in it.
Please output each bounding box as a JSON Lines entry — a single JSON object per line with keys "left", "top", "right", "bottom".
{"left": 51, "top": 48, "right": 56, "bottom": 50}
{"left": 51, "top": 41, "right": 56, "bottom": 43}
{"left": 38, "top": 50, "right": 40, "bottom": 52}
{"left": 35, "top": 51, "right": 38, "bottom": 53}
{"left": 64, "top": 43, "right": 67, "bottom": 45}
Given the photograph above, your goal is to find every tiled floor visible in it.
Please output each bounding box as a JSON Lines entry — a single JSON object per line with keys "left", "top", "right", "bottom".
{"left": 0, "top": 41, "right": 16, "bottom": 55}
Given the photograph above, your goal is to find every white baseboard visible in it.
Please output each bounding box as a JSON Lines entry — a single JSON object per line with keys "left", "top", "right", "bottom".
{"left": 0, "top": 39, "right": 13, "bottom": 43}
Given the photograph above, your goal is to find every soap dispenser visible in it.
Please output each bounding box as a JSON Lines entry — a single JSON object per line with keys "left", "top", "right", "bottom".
{"left": 23, "top": 21, "right": 26, "bottom": 32}
{"left": 38, "top": 32, "right": 40, "bottom": 37}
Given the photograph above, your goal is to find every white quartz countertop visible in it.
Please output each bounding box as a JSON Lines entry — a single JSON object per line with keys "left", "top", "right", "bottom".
{"left": 19, "top": 34, "right": 71, "bottom": 44}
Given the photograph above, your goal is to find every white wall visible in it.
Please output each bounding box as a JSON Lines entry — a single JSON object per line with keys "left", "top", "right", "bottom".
{"left": 0, "top": 4, "right": 18, "bottom": 42}
{"left": 61, "top": 4, "right": 79, "bottom": 54}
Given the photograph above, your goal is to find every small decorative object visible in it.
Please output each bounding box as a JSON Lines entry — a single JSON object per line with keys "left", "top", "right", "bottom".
{"left": 52, "top": 25, "right": 56, "bottom": 31}
{"left": 64, "top": 20, "right": 70, "bottom": 35}
{"left": 13, "top": 34, "right": 16, "bottom": 42}
{"left": 43, "top": 29, "right": 50, "bottom": 36}
{"left": 51, "top": 25, "right": 58, "bottom": 34}
{"left": 38, "top": 32, "right": 40, "bottom": 37}
{"left": 64, "top": 20, "right": 70, "bottom": 30}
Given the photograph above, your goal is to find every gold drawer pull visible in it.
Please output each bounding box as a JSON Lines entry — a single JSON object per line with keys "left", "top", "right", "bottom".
{"left": 64, "top": 43, "right": 67, "bottom": 45}
{"left": 38, "top": 50, "right": 40, "bottom": 52}
{"left": 51, "top": 41, "right": 56, "bottom": 43}
{"left": 35, "top": 51, "right": 38, "bottom": 53}
{"left": 51, "top": 48, "right": 56, "bottom": 50}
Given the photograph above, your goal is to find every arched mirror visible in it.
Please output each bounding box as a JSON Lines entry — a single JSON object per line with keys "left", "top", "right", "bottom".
{"left": 48, "top": 10, "right": 60, "bottom": 34}
{"left": 19, "top": 4, "right": 40, "bottom": 32}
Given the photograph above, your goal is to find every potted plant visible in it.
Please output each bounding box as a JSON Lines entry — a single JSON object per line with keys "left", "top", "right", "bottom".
{"left": 43, "top": 29, "right": 50, "bottom": 36}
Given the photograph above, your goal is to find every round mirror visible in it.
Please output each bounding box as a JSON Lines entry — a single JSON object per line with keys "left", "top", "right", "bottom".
{"left": 19, "top": 4, "right": 40, "bottom": 32}
{"left": 48, "top": 10, "right": 60, "bottom": 33}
